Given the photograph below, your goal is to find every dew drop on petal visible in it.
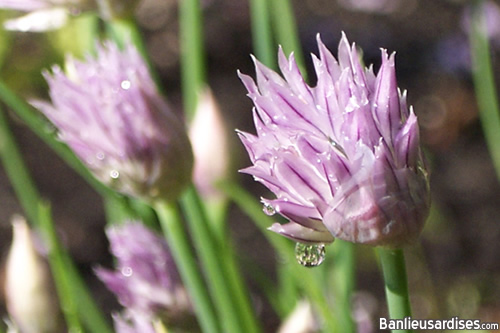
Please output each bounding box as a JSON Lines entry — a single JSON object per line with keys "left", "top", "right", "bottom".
{"left": 121, "top": 266, "right": 133, "bottom": 277}
{"left": 96, "top": 152, "right": 105, "bottom": 161}
{"left": 262, "top": 202, "right": 276, "bottom": 216}
{"left": 328, "top": 137, "right": 348, "bottom": 158}
{"left": 294, "top": 243, "right": 326, "bottom": 267}
{"left": 110, "top": 170, "right": 120, "bottom": 179}
{"left": 121, "top": 80, "right": 131, "bottom": 90}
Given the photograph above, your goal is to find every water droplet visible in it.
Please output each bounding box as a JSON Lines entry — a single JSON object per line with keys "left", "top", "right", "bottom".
{"left": 44, "top": 123, "right": 57, "bottom": 134}
{"left": 262, "top": 202, "right": 275, "bottom": 216}
{"left": 295, "top": 243, "right": 326, "bottom": 267}
{"left": 328, "top": 137, "right": 348, "bottom": 159}
{"left": 96, "top": 152, "right": 105, "bottom": 161}
{"left": 121, "top": 266, "right": 133, "bottom": 277}
{"left": 110, "top": 170, "right": 120, "bottom": 179}
{"left": 121, "top": 80, "right": 131, "bottom": 90}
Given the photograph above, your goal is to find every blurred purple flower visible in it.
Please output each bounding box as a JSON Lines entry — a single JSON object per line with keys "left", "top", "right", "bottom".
{"left": 95, "top": 222, "right": 188, "bottom": 318}
{"left": 0, "top": 0, "right": 80, "bottom": 11}
{"left": 462, "top": 0, "right": 500, "bottom": 49}
{"left": 33, "top": 41, "right": 193, "bottom": 201}
{"left": 238, "top": 33, "right": 430, "bottom": 247}
{"left": 0, "top": 0, "right": 92, "bottom": 32}
{"left": 112, "top": 310, "right": 156, "bottom": 333}
{"left": 0, "top": 0, "right": 138, "bottom": 31}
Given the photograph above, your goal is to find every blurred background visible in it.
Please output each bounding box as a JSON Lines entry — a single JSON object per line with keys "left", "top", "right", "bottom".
{"left": 1, "top": 0, "right": 500, "bottom": 331}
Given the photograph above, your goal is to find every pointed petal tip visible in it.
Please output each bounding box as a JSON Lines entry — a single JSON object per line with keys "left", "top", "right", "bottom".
{"left": 316, "top": 33, "right": 323, "bottom": 46}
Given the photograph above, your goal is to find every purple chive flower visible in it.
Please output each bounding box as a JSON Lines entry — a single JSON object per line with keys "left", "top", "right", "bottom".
{"left": 33, "top": 41, "right": 193, "bottom": 201}
{"left": 112, "top": 310, "right": 156, "bottom": 333}
{"left": 95, "top": 222, "right": 189, "bottom": 319}
{"left": 0, "top": 0, "right": 80, "bottom": 11}
{"left": 238, "top": 33, "right": 430, "bottom": 247}
{"left": 0, "top": 0, "right": 93, "bottom": 32}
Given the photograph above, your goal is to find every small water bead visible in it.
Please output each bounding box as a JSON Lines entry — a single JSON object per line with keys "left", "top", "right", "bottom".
{"left": 328, "top": 137, "right": 348, "bottom": 159}
{"left": 110, "top": 170, "right": 120, "bottom": 179}
{"left": 295, "top": 243, "right": 326, "bottom": 267}
{"left": 262, "top": 202, "right": 276, "bottom": 216}
{"left": 121, "top": 266, "right": 133, "bottom": 277}
{"left": 96, "top": 152, "right": 105, "bottom": 161}
{"left": 121, "top": 80, "right": 131, "bottom": 90}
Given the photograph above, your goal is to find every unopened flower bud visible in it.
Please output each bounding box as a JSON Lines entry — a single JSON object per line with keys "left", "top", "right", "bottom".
{"left": 4, "top": 216, "right": 62, "bottom": 333}
{"left": 278, "top": 300, "right": 318, "bottom": 333}
{"left": 189, "top": 88, "right": 231, "bottom": 201}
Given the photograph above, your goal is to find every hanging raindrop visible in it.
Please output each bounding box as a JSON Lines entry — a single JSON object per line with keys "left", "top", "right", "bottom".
{"left": 295, "top": 243, "right": 326, "bottom": 267}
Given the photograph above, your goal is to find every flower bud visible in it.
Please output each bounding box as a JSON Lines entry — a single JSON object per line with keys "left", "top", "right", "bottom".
{"left": 4, "top": 216, "right": 62, "bottom": 333}
{"left": 189, "top": 88, "right": 231, "bottom": 201}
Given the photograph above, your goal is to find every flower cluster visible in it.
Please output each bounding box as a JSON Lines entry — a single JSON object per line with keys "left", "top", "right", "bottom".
{"left": 238, "top": 33, "right": 430, "bottom": 247}
{"left": 95, "top": 222, "right": 189, "bottom": 331}
{"left": 33, "top": 41, "right": 193, "bottom": 201}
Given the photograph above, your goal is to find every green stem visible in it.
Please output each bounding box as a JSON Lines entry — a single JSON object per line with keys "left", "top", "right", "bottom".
{"left": 0, "top": 104, "right": 111, "bottom": 333}
{"left": 249, "top": 0, "right": 275, "bottom": 68}
{"left": 0, "top": 80, "right": 112, "bottom": 197}
{"left": 67, "top": 258, "right": 113, "bottom": 333}
{"left": 204, "top": 198, "right": 229, "bottom": 239}
{"left": 469, "top": 0, "right": 500, "bottom": 181}
{"left": 0, "top": 107, "right": 40, "bottom": 225}
{"left": 331, "top": 240, "right": 355, "bottom": 332}
{"left": 179, "top": 0, "right": 206, "bottom": 122}
{"left": 218, "top": 235, "right": 261, "bottom": 333}
{"left": 154, "top": 199, "right": 220, "bottom": 333}
{"left": 38, "top": 203, "right": 84, "bottom": 333}
{"left": 180, "top": 185, "right": 258, "bottom": 333}
{"left": 276, "top": 264, "right": 300, "bottom": 317}
{"left": 38, "top": 202, "right": 113, "bottom": 333}
{"left": 269, "top": 0, "right": 306, "bottom": 75}
{"left": 377, "top": 248, "right": 413, "bottom": 333}
{"left": 218, "top": 181, "right": 338, "bottom": 332}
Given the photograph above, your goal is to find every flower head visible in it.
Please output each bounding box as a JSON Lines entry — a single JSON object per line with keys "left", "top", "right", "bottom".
{"left": 112, "top": 310, "right": 156, "bottom": 333}
{"left": 238, "top": 33, "right": 430, "bottom": 247}
{"left": 0, "top": 0, "right": 138, "bottom": 31}
{"left": 33, "top": 41, "right": 193, "bottom": 201}
{"left": 0, "top": 0, "right": 92, "bottom": 32}
{"left": 95, "top": 222, "right": 189, "bottom": 318}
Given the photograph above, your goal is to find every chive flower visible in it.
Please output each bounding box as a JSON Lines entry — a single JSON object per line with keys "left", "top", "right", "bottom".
{"left": 0, "top": 0, "right": 93, "bottom": 31}
{"left": 238, "top": 33, "right": 430, "bottom": 247}
{"left": 0, "top": 0, "right": 139, "bottom": 31}
{"left": 33, "top": 41, "right": 193, "bottom": 201}
{"left": 95, "top": 222, "right": 189, "bottom": 324}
